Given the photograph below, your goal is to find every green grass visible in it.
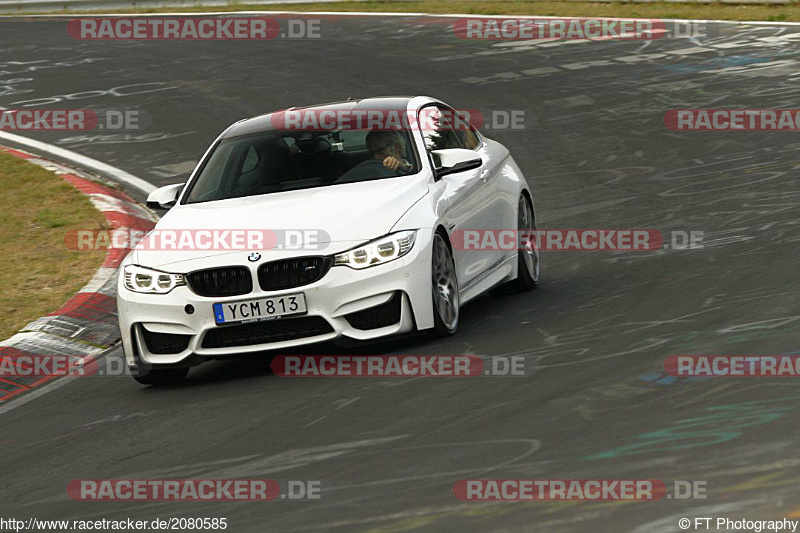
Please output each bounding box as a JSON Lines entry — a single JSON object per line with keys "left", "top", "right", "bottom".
{"left": 0, "top": 152, "right": 107, "bottom": 340}
{"left": 33, "top": 0, "right": 800, "bottom": 23}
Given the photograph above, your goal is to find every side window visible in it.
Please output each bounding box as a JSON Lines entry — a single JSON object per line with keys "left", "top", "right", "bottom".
{"left": 461, "top": 124, "right": 481, "bottom": 150}
{"left": 419, "top": 105, "right": 463, "bottom": 153}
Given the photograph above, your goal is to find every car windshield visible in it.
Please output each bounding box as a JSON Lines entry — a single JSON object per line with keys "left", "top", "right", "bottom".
{"left": 184, "top": 129, "right": 420, "bottom": 204}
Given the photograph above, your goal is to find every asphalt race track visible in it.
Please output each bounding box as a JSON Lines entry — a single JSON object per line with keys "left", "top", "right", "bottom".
{"left": 2, "top": 13, "right": 800, "bottom": 532}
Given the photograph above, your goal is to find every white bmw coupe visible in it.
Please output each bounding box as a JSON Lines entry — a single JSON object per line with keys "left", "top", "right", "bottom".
{"left": 117, "top": 96, "right": 540, "bottom": 384}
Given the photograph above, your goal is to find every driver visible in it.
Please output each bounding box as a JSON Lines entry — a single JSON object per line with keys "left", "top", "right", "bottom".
{"left": 336, "top": 129, "right": 414, "bottom": 183}
{"left": 365, "top": 130, "right": 413, "bottom": 173}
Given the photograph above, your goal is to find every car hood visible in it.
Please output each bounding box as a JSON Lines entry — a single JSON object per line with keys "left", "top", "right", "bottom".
{"left": 134, "top": 175, "right": 429, "bottom": 269}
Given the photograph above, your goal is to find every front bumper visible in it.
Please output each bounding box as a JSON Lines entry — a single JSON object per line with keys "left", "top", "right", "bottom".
{"left": 117, "top": 229, "right": 435, "bottom": 367}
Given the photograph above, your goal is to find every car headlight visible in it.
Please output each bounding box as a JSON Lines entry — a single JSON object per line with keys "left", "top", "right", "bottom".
{"left": 334, "top": 230, "right": 417, "bottom": 269}
{"left": 123, "top": 265, "right": 186, "bottom": 294}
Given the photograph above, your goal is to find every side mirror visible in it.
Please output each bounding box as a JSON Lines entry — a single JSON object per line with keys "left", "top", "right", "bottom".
{"left": 431, "top": 148, "right": 482, "bottom": 179}
{"left": 146, "top": 183, "right": 184, "bottom": 209}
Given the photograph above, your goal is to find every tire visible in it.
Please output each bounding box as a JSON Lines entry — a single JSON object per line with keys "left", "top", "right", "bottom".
{"left": 513, "top": 193, "right": 541, "bottom": 291}
{"left": 132, "top": 365, "right": 189, "bottom": 386}
{"left": 430, "top": 232, "right": 459, "bottom": 337}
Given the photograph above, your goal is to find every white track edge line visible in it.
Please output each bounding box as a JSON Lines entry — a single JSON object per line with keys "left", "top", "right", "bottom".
{"left": 0, "top": 131, "right": 156, "bottom": 194}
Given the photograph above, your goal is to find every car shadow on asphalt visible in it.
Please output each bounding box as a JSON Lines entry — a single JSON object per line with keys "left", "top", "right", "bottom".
{"left": 135, "top": 284, "right": 546, "bottom": 390}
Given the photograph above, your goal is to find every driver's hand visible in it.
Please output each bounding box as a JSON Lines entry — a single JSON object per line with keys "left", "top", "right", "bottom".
{"left": 382, "top": 156, "right": 401, "bottom": 171}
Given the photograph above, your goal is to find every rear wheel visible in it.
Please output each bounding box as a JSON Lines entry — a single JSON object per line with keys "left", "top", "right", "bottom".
{"left": 430, "top": 232, "right": 459, "bottom": 337}
{"left": 513, "top": 193, "right": 541, "bottom": 291}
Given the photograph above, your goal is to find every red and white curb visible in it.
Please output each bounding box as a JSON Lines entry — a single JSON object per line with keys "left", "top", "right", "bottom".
{"left": 0, "top": 146, "right": 156, "bottom": 402}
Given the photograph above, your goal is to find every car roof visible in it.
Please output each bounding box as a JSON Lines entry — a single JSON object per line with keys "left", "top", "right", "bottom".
{"left": 223, "top": 96, "right": 422, "bottom": 139}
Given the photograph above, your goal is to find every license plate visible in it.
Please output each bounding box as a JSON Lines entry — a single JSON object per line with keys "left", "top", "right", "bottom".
{"left": 213, "top": 293, "right": 307, "bottom": 325}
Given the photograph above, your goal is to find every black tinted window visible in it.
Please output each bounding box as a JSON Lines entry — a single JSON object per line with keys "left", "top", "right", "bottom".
{"left": 184, "top": 129, "right": 419, "bottom": 204}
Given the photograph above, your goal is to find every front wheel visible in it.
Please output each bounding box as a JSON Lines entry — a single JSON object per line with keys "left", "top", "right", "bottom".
{"left": 430, "top": 232, "right": 459, "bottom": 337}
{"left": 513, "top": 193, "right": 541, "bottom": 291}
